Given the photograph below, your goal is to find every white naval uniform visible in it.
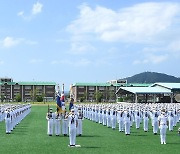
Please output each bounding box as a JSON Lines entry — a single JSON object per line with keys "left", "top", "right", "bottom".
{"left": 68, "top": 114, "right": 78, "bottom": 146}
{"left": 54, "top": 113, "right": 61, "bottom": 136}
{"left": 102, "top": 110, "right": 107, "bottom": 126}
{"left": 5, "top": 111, "right": 11, "bottom": 134}
{"left": 62, "top": 113, "right": 68, "bottom": 136}
{"left": 46, "top": 112, "right": 54, "bottom": 136}
{"left": 111, "top": 111, "right": 117, "bottom": 129}
{"left": 168, "top": 113, "right": 174, "bottom": 131}
{"left": 158, "top": 114, "right": 168, "bottom": 144}
{"left": 95, "top": 110, "right": 99, "bottom": 123}
{"left": 118, "top": 112, "right": 124, "bottom": 132}
{"left": 107, "top": 111, "right": 111, "bottom": 128}
{"left": 77, "top": 112, "right": 83, "bottom": 136}
{"left": 135, "top": 111, "right": 140, "bottom": 129}
{"left": 143, "top": 112, "right": 149, "bottom": 132}
{"left": 98, "top": 110, "right": 103, "bottom": 124}
{"left": 124, "top": 112, "right": 131, "bottom": 135}
{"left": 153, "top": 112, "right": 159, "bottom": 134}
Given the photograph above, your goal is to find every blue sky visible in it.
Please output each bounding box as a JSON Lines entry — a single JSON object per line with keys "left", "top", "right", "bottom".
{"left": 0, "top": 0, "right": 180, "bottom": 90}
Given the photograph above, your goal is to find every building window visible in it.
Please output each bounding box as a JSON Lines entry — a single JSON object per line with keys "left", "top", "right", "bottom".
{"left": 46, "top": 86, "right": 54, "bottom": 89}
{"left": 89, "top": 92, "right": 94, "bottom": 96}
{"left": 46, "top": 91, "right": 54, "bottom": 94}
{"left": 36, "top": 86, "right": 42, "bottom": 89}
{"left": 25, "top": 86, "right": 31, "bottom": 90}
{"left": 78, "top": 92, "right": 84, "bottom": 95}
{"left": 109, "top": 87, "right": 115, "bottom": 90}
{"left": 99, "top": 87, "right": 105, "bottom": 90}
{"left": 14, "top": 85, "right": 20, "bottom": 90}
{"left": 89, "top": 86, "right": 94, "bottom": 90}
{"left": 78, "top": 86, "right": 84, "bottom": 89}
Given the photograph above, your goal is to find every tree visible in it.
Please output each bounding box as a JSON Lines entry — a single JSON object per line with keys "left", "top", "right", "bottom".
{"left": 0, "top": 95, "right": 5, "bottom": 102}
{"left": 30, "top": 89, "right": 38, "bottom": 103}
{"left": 15, "top": 94, "right": 22, "bottom": 102}
{"left": 36, "top": 95, "right": 43, "bottom": 102}
{"left": 118, "top": 97, "right": 124, "bottom": 102}
{"left": 124, "top": 96, "right": 132, "bottom": 102}
{"left": 42, "top": 93, "right": 46, "bottom": 104}
{"left": 109, "top": 91, "right": 115, "bottom": 102}
{"left": 80, "top": 97, "right": 84, "bottom": 102}
{"left": 83, "top": 92, "right": 87, "bottom": 101}
{"left": 94, "top": 91, "right": 103, "bottom": 103}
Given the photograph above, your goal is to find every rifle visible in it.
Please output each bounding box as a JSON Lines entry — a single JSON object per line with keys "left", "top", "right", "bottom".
{"left": 48, "top": 104, "right": 50, "bottom": 113}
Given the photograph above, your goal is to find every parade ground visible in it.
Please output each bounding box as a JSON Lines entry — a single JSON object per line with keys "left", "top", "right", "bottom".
{"left": 0, "top": 104, "right": 179, "bottom": 154}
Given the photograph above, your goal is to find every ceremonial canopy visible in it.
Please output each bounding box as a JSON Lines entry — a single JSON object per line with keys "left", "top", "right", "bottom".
{"left": 116, "top": 84, "right": 175, "bottom": 103}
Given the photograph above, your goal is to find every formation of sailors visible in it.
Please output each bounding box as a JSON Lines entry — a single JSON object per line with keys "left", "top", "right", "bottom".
{"left": 75, "top": 102, "right": 180, "bottom": 144}
{"left": 46, "top": 107, "right": 83, "bottom": 137}
{"left": 0, "top": 104, "right": 31, "bottom": 134}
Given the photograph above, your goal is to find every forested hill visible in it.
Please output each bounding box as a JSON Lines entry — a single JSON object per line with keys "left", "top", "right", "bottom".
{"left": 122, "top": 72, "right": 180, "bottom": 83}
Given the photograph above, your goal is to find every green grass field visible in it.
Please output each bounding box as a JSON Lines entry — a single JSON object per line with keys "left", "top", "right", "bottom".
{"left": 0, "top": 105, "right": 179, "bottom": 154}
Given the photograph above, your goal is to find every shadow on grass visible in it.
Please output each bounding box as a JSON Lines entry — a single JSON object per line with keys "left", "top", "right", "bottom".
{"left": 81, "top": 146, "right": 101, "bottom": 149}
{"left": 167, "top": 142, "right": 180, "bottom": 145}
{"left": 79, "top": 135, "right": 101, "bottom": 137}
{"left": 10, "top": 130, "right": 29, "bottom": 135}
{"left": 131, "top": 134, "right": 148, "bottom": 136}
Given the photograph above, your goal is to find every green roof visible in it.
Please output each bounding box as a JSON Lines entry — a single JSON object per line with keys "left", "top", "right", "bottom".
{"left": 73, "top": 82, "right": 151, "bottom": 87}
{"left": 73, "top": 83, "right": 111, "bottom": 86}
{"left": 18, "top": 82, "right": 56, "bottom": 85}
{"left": 0, "top": 81, "right": 56, "bottom": 86}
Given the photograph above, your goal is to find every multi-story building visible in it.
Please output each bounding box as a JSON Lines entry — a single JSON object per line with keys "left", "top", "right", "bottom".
{"left": 72, "top": 81, "right": 150, "bottom": 102}
{"left": 0, "top": 78, "right": 56, "bottom": 102}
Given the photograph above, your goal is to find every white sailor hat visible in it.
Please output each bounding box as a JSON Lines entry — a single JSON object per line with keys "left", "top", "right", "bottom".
{"left": 49, "top": 108, "right": 53, "bottom": 112}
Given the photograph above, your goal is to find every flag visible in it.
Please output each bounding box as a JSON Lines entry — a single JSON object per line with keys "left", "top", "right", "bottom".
{"left": 61, "top": 83, "right": 65, "bottom": 111}
{"left": 56, "top": 84, "right": 62, "bottom": 113}
{"left": 61, "top": 83, "right": 65, "bottom": 102}
{"left": 56, "top": 94, "right": 62, "bottom": 113}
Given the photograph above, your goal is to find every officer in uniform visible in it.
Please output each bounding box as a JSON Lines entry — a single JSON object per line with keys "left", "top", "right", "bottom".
{"left": 62, "top": 110, "right": 69, "bottom": 136}
{"left": 5, "top": 108, "right": 11, "bottom": 134}
{"left": 67, "top": 108, "right": 78, "bottom": 147}
{"left": 46, "top": 108, "right": 54, "bottom": 136}
{"left": 152, "top": 110, "right": 159, "bottom": 135}
{"left": 54, "top": 110, "right": 61, "bottom": 136}
{"left": 118, "top": 109, "right": 124, "bottom": 132}
{"left": 111, "top": 109, "right": 117, "bottom": 130}
{"left": 158, "top": 109, "right": 168, "bottom": 144}
{"left": 77, "top": 108, "right": 83, "bottom": 136}
{"left": 124, "top": 110, "right": 131, "bottom": 135}
{"left": 143, "top": 111, "right": 149, "bottom": 132}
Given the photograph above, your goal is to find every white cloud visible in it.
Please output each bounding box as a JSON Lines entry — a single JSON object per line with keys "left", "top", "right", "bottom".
{"left": 17, "top": 11, "right": 24, "bottom": 17}
{"left": 29, "top": 59, "right": 43, "bottom": 64}
{"left": 1, "top": 37, "right": 22, "bottom": 48}
{"left": 133, "top": 54, "right": 168, "bottom": 65}
{"left": 168, "top": 40, "right": 180, "bottom": 52}
{"left": 18, "top": 2, "right": 43, "bottom": 20}
{"left": 0, "top": 60, "right": 4, "bottom": 65}
{"left": 51, "top": 58, "right": 91, "bottom": 67}
{"left": 0, "top": 36, "right": 38, "bottom": 48}
{"left": 32, "top": 2, "right": 43, "bottom": 15}
{"left": 70, "top": 42, "right": 96, "bottom": 54}
{"left": 67, "top": 2, "right": 180, "bottom": 43}
{"left": 25, "top": 40, "right": 38, "bottom": 45}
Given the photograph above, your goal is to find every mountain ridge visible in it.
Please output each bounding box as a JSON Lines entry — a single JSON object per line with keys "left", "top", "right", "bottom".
{"left": 121, "top": 72, "right": 180, "bottom": 83}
